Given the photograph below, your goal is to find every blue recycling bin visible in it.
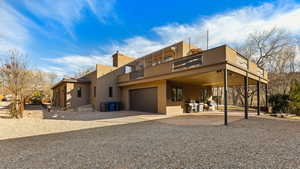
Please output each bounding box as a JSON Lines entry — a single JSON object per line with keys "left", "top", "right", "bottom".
{"left": 108, "top": 102, "right": 115, "bottom": 111}
{"left": 106, "top": 101, "right": 121, "bottom": 112}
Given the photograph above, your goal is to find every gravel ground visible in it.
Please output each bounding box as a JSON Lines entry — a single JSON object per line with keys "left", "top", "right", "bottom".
{"left": 0, "top": 111, "right": 169, "bottom": 140}
{"left": 0, "top": 116, "right": 299, "bottom": 169}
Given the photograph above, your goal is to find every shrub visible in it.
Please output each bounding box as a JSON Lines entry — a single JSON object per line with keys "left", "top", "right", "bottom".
{"left": 289, "top": 80, "right": 300, "bottom": 116}
{"left": 269, "top": 94, "right": 289, "bottom": 114}
{"left": 29, "top": 90, "right": 44, "bottom": 105}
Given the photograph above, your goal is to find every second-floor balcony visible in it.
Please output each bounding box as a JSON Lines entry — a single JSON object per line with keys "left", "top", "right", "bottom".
{"left": 118, "top": 45, "right": 268, "bottom": 84}
{"left": 129, "top": 69, "right": 144, "bottom": 80}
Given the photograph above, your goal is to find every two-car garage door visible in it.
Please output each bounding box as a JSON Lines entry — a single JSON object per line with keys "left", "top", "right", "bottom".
{"left": 129, "top": 87, "right": 158, "bottom": 113}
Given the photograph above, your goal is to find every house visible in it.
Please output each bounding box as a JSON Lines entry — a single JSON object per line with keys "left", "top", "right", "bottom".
{"left": 52, "top": 41, "right": 268, "bottom": 124}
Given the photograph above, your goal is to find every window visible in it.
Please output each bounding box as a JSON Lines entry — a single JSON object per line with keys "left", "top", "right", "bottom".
{"left": 94, "top": 86, "right": 96, "bottom": 97}
{"left": 77, "top": 86, "right": 82, "bottom": 98}
{"left": 171, "top": 87, "right": 183, "bottom": 102}
{"left": 125, "top": 66, "right": 132, "bottom": 74}
{"left": 109, "top": 86, "right": 113, "bottom": 97}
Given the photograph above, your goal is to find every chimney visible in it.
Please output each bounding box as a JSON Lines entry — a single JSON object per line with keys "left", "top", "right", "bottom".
{"left": 112, "top": 51, "right": 135, "bottom": 67}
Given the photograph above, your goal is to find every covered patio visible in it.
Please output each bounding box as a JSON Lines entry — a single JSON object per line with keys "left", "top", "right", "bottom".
{"left": 166, "top": 68, "right": 268, "bottom": 125}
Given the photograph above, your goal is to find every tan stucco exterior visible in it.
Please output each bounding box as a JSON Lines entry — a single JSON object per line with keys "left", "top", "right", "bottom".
{"left": 52, "top": 41, "right": 268, "bottom": 114}
{"left": 120, "top": 80, "right": 167, "bottom": 113}
{"left": 112, "top": 52, "right": 135, "bottom": 67}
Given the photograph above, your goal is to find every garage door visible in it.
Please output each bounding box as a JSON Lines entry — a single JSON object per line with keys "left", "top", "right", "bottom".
{"left": 129, "top": 87, "right": 158, "bottom": 113}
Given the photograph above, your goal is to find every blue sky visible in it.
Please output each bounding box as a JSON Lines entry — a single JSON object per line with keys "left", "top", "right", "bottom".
{"left": 1, "top": 0, "right": 300, "bottom": 77}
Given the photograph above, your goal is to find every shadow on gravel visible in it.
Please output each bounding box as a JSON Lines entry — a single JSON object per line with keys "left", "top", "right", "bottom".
{"left": 156, "top": 115, "right": 245, "bottom": 126}
{"left": 0, "top": 115, "right": 274, "bottom": 143}
{"left": 42, "top": 111, "right": 161, "bottom": 121}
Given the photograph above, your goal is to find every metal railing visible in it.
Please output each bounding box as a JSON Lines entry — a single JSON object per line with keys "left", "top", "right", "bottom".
{"left": 172, "top": 54, "right": 203, "bottom": 71}
{"left": 129, "top": 69, "right": 144, "bottom": 80}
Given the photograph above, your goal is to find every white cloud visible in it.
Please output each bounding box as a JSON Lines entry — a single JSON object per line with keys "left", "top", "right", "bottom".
{"left": 0, "top": 1, "right": 31, "bottom": 54}
{"left": 0, "top": 0, "right": 117, "bottom": 77}
{"left": 153, "top": 2, "right": 300, "bottom": 48}
{"left": 86, "top": 0, "right": 117, "bottom": 23}
{"left": 44, "top": 54, "right": 112, "bottom": 76}
{"left": 40, "top": 66, "right": 69, "bottom": 78}
{"left": 103, "top": 1, "right": 300, "bottom": 58}
{"left": 22, "top": 0, "right": 116, "bottom": 38}
{"left": 0, "top": 1, "right": 54, "bottom": 57}
{"left": 46, "top": 1, "right": 300, "bottom": 77}
{"left": 107, "top": 37, "right": 166, "bottom": 58}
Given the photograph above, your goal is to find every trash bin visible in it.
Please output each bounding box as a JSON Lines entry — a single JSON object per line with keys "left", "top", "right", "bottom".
{"left": 114, "top": 101, "right": 121, "bottom": 111}
{"left": 101, "top": 101, "right": 122, "bottom": 112}
{"left": 100, "top": 102, "right": 108, "bottom": 112}
{"left": 108, "top": 102, "right": 114, "bottom": 111}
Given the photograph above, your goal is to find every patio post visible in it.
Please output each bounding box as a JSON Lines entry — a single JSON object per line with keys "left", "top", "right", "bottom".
{"left": 224, "top": 68, "right": 228, "bottom": 125}
{"left": 216, "top": 87, "right": 219, "bottom": 110}
{"left": 244, "top": 74, "right": 248, "bottom": 119}
{"left": 257, "top": 81, "right": 260, "bottom": 115}
{"left": 265, "top": 83, "right": 269, "bottom": 113}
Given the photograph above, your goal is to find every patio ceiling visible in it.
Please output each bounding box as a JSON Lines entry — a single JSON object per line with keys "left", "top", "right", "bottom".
{"left": 168, "top": 70, "right": 257, "bottom": 87}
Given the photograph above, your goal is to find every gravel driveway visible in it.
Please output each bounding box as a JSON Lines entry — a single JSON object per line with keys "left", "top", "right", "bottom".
{"left": 0, "top": 116, "right": 299, "bottom": 169}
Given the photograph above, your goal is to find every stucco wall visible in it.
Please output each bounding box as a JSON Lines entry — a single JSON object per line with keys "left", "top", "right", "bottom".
{"left": 95, "top": 68, "right": 125, "bottom": 110}
{"left": 120, "top": 80, "right": 167, "bottom": 114}
{"left": 59, "top": 84, "right": 65, "bottom": 108}
{"left": 71, "top": 83, "right": 90, "bottom": 108}
{"left": 96, "top": 65, "right": 117, "bottom": 78}
{"left": 84, "top": 71, "right": 97, "bottom": 107}
{"left": 113, "top": 53, "right": 135, "bottom": 67}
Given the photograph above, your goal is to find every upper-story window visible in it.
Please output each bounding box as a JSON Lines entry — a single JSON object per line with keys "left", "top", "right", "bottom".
{"left": 77, "top": 86, "right": 82, "bottom": 98}
{"left": 94, "top": 86, "right": 96, "bottom": 97}
{"left": 125, "top": 66, "right": 132, "bottom": 74}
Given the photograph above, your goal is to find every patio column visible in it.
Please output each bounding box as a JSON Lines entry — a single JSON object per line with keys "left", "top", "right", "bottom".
{"left": 257, "top": 81, "right": 260, "bottom": 115}
{"left": 216, "top": 87, "right": 219, "bottom": 110}
{"left": 224, "top": 68, "right": 228, "bottom": 125}
{"left": 265, "top": 83, "right": 269, "bottom": 113}
{"left": 244, "top": 74, "right": 248, "bottom": 119}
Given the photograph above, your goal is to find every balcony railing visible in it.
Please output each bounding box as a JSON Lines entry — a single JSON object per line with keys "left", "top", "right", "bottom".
{"left": 172, "top": 54, "right": 203, "bottom": 71}
{"left": 129, "top": 69, "right": 144, "bottom": 80}
{"left": 236, "top": 54, "right": 248, "bottom": 70}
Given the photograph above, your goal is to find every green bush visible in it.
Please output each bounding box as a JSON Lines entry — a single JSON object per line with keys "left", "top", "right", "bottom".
{"left": 289, "top": 80, "right": 300, "bottom": 116}
{"left": 30, "top": 90, "right": 44, "bottom": 105}
{"left": 269, "top": 94, "right": 289, "bottom": 114}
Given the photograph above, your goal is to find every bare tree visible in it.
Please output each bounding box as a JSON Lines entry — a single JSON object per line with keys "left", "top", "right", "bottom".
{"left": 0, "top": 50, "right": 31, "bottom": 118}
{"left": 234, "top": 27, "right": 298, "bottom": 106}
{"left": 238, "top": 27, "right": 295, "bottom": 68}
{"left": 26, "top": 70, "right": 58, "bottom": 103}
{"left": 267, "top": 45, "right": 298, "bottom": 94}
{"left": 73, "top": 66, "right": 94, "bottom": 78}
